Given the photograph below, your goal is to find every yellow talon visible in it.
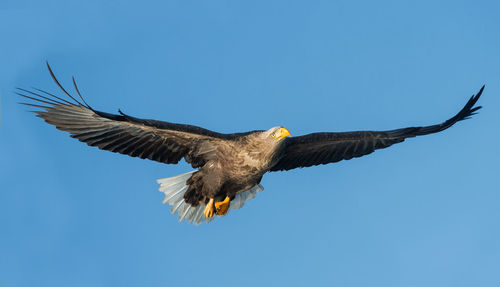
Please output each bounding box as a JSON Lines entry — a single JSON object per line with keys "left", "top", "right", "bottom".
{"left": 215, "top": 196, "right": 230, "bottom": 216}
{"left": 204, "top": 198, "right": 215, "bottom": 218}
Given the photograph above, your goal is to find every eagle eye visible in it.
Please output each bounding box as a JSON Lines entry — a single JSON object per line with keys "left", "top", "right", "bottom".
{"left": 271, "top": 132, "right": 276, "bottom": 138}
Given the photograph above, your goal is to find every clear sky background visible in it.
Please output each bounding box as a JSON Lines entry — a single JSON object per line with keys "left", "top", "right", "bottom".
{"left": 1, "top": 1, "right": 499, "bottom": 286}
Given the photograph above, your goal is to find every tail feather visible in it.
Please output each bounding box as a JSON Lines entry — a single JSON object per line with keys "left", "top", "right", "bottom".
{"left": 230, "top": 184, "right": 264, "bottom": 210}
{"left": 179, "top": 205, "right": 191, "bottom": 222}
{"left": 157, "top": 171, "right": 263, "bottom": 225}
{"left": 162, "top": 185, "right": 188, "bottom": 205}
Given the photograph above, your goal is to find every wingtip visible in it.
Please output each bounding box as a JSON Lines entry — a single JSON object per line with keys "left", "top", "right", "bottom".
{"left": 466, "top": 85, "right": 484, "bottom": 108}
{"left": 475, "top": 85, "right": 485, "bottom": 99}
{"left": 458, "top": 86, "right": 484, "bottom": 122}
{"left": 46, "top": 61, "right": 52, "bottom": 73}
{"left": 44, "top": 62, "right": 87, "bottom": 107}
{"left": 71, "top": 75, "right": 91, "bottom": 108}
{"left": 471, "top": 105, "right": 482, "bottom": 112}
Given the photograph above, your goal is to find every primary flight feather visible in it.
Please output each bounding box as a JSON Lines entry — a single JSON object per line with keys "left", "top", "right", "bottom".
{"left": 19, "top": 63, "right": 484, "bottom": 225}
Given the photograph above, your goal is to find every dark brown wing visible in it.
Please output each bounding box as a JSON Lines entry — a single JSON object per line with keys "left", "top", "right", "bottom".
{"left": 19, "top": 63, "right": 259, "bottom": 168}
{"left": 270, "top": 86, "right": 484, "bottom": 171}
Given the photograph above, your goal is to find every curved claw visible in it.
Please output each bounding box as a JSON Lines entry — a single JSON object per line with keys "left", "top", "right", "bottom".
{"left": 215, "top": 196, "right": 230, "bottom": 216}
{"left": 204, "top": 198, "right": 215, "bottom": 218}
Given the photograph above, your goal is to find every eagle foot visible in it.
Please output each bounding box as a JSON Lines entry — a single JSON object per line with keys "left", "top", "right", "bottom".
{"left": 215, "top": 196, "right": 230, "bottom": 216}
{"left": 204, "top": 198, "right": 215, "bottom": 218}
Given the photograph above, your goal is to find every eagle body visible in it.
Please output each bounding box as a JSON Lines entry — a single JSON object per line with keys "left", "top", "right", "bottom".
{"left": 185, "top": 129, "right": 285, "bottom": 205}
{"left": 20, "top": 63, "right": 484, "bottom": 225}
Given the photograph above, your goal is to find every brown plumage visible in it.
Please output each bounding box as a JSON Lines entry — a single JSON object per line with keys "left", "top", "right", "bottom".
{"left": 19, "top": 63, "right": 483, "bottom": 225}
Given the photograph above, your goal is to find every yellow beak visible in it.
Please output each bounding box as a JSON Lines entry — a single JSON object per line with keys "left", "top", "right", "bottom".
{"left": 275, "top": 128, "right": 291, "bottom": 140}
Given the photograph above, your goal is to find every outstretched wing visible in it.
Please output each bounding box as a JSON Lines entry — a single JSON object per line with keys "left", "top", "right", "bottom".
{"left": 19, "top": 63, "right": 257, "bottom": 168}
{"left": 270, "top": 86, "right": 484, "bottom": 171}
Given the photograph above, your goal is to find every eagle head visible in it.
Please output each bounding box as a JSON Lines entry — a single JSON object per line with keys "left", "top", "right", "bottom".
{"left": 265, "top": 126, "right": 291, "bottom": 141}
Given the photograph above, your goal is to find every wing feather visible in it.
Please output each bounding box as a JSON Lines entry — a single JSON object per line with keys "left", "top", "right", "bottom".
{"left": 271, "top": 86, "right": 484, "bottom": 171}
{"left": 19, "top": 63, "right": 258, "bottom": 167}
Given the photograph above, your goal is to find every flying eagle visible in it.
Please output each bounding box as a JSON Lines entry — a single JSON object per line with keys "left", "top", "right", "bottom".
{"left": 19, "top": 64, "right": 484, "bottom": 225}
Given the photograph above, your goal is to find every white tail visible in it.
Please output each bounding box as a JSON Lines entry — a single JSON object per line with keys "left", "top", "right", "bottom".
{"left": 157, "top": 171, "right": 264, "bottom": 225}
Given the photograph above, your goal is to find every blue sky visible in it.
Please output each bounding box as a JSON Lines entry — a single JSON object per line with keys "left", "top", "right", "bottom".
{"left": 1, "top": 1, "right": 499, "bottom": 286}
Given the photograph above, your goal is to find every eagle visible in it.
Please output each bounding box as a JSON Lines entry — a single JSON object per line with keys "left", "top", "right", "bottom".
{"left": 19, "top": 63, "right": 484, "bottom": 225}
